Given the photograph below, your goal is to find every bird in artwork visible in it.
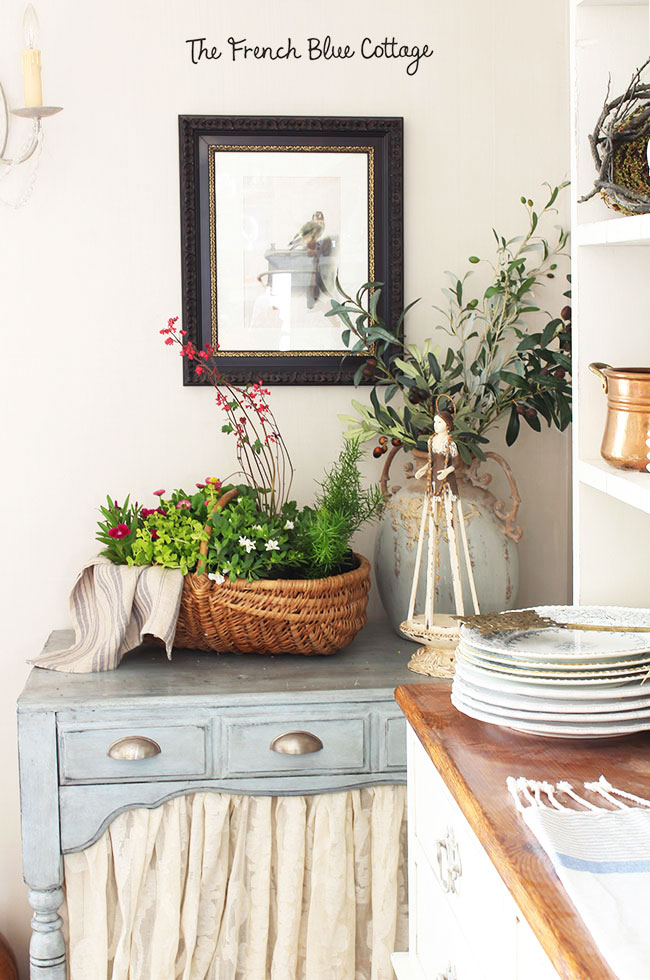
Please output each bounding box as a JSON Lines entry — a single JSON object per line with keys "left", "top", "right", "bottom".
{"left": 288, "top": 211, "right": 325, "bottom": 250}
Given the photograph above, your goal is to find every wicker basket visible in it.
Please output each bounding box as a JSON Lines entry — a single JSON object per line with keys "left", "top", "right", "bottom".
{"left": 174, "top": 554, "right": 371, "bottom": 655}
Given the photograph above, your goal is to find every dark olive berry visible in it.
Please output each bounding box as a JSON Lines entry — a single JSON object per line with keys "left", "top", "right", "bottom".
{"left": 378, "top": 436, "right": 388, "bottom": 445}
{"left": 391, "top": 437, "right": 402, "bottom": 447}
{"left": 366, "top": 357, "right": 377, "bottom": 368}
{"left": 526, "top": 408, "right": 537, "bottom": 420}
{"left": 561, "top": 306, "right": 571, "bottom": 321}
{"left": 372, "top": 446, "right": 383, "bottom": 458}
{"left": 540, "top": 367, "right": 550, "bottom": 377}
{"left": 554, "top": 368, "right": 566, "bottom": 379}
{"left": 362, "top": 365, "right": 375, "bottom": 379}
{"left": 516, "top": 404, "right": 525, "bottom": 415}
{"left": 381, "top": 445, "right": 388, "bottom": 454}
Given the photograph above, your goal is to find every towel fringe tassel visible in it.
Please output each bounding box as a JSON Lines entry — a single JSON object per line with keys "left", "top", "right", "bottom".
{"left": 507, "top": 775, "right": 650, "bottom": 812}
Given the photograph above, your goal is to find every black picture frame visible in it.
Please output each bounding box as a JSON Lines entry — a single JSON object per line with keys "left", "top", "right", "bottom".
{"left": 178, "top": 115, "right": 403, "bottom": 386}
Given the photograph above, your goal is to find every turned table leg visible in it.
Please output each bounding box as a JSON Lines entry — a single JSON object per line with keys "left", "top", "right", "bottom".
{"left": 18, "top": 710, "right": 67, "bottom": 979}
{"left": 27, "top": 887, "right": 66, "bottom": 979}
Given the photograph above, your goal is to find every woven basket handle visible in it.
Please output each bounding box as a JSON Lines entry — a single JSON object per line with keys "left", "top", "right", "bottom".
{"left": 195, "top": 487, "right": 238, "bottom": 577}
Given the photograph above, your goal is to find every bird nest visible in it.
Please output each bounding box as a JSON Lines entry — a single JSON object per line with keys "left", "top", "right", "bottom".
{"left": 580, "top": 58, "right": 650, "bottom": 216}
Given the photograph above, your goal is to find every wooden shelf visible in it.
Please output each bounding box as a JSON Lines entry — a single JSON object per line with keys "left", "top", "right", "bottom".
{"left": 576, "top": 214, "right": 650, "bottom": 245}
{"left": 577, "top": 457, "right": 650, "bottom": 513}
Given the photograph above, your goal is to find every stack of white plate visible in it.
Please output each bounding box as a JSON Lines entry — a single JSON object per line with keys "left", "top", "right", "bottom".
{"left": 452, "top": 605, "right": 650, "bottom": 738}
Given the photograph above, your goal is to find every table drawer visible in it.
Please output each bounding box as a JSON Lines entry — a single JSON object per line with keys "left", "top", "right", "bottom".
{"left": 410, "top": 729, "right": 517, "bottom": 980}
{"left": 412, "top": 844, "right": 490, "bottom": 980}
{"left": 59, "top": 723, "right": 208, "bottom": 783}
{"left": 223, "top": 709, "right": 368, "bottom": 777}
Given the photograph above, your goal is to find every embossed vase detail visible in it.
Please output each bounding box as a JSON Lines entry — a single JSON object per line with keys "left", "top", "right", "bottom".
{"left": 374, "top": 449, "right": 521, "bottom": 636}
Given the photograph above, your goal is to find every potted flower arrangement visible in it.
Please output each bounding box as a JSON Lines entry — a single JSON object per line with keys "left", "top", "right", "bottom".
{"left": 96, "top": 322, "right": 383, "bottom": 655}
{"left": 324, "top": 184, "right": 572, "bottom": 627}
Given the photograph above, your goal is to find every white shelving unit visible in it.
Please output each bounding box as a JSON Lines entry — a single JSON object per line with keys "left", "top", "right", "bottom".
{"left": 571, "top": 0, "right": 650, "bottom": 606}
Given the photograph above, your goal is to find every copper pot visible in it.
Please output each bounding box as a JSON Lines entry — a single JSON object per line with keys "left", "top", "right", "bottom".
{"left": 589, "top": 362, "right": 650, "bottom": 470}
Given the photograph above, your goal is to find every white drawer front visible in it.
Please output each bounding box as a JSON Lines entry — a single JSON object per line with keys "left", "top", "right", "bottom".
{"left": 413, "top": 845, "right": 489, "bottom": 980}
{"left": 409, "top": 729, "right": 518, "bottom": 980}
{"left": 59, "top": 724, "right": 208, "bottom": 783}
{"left": 515, "top": 915, "right": 559, "bottom": 980}
{"left": 223, "top": 710, "right": 368, "bottom": 777}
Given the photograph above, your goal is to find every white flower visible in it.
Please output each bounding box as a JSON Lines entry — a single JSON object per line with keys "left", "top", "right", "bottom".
{"left": 284, "top": 520, "right": 294, "bottom": 530}
{"left": 252, "top": 524, "right": 263, "bottom": 531}
{"left": 265, "top": 539, "right": 280, "bottom": 552}
{"left": 208, "top": 572, "right": 225, "bottom": 584}
{"left": 238, "top": 536, "right": 256, "bottom": 553}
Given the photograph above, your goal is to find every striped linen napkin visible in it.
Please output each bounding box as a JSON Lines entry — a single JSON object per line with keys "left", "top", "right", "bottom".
{"left": 508, "top": 774, "right": 650, "bottom": 980}
{"left": 30, "top": 555, "right": 184, "bottom": 672}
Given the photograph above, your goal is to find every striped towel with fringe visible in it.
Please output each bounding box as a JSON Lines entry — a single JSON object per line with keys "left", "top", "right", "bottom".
{"left": 508, "top": 774, "right": 650, "bottom": 980}
{"left": 30, "top": 555, "right": 184, "bottom": 673}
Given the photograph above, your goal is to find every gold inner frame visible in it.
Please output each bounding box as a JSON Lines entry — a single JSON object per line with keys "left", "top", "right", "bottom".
{"left": 208, "top": 144, "right": 375, "bottom": 357}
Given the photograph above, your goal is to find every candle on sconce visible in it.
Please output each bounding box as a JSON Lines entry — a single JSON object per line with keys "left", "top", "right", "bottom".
{"left": 21, "top": 4, "right": 42, "bottom": 107}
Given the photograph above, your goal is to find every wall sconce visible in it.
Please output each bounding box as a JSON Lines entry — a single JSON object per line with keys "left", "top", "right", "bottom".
{"left": 0, "top": 4, "right": 62, "bottom": 207}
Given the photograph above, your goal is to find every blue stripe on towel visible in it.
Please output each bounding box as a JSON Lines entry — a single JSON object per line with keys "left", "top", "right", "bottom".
{"left": 556, "top": 852, "right": 650, "bottom": 874}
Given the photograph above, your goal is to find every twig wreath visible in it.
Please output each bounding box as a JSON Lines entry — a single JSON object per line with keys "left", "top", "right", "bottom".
{"left": 580, "top": 56, "right": 650, "bottom": 215}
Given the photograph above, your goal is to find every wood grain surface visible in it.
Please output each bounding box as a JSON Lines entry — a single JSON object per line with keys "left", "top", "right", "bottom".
{"left": 395, "top": 683, "right": 650, "bottom": 980}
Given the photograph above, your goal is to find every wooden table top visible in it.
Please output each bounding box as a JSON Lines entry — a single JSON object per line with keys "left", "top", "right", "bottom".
{"left": 395, "top": 683, "right": 650, "bottom": 980}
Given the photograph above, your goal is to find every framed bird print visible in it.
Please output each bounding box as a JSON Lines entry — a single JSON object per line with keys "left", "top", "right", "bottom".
{"left": 179, "top": 115, "right": 403, "bottom": 385}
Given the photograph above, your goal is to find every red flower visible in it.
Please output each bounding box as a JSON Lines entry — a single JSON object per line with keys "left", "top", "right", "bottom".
{"left": 196, "top": 482, "right": 206, "bottom": 489}
{"left": 176, "top": 499, "right": 191, "bottom": 510}
{"left": 151, "top": 528, "right": 159, "bottom": 541}
{"left": 164, "top": 337, "right": 174, "bottom": 346}
{"left": 108, "top": 523, "right": 131, "bottom": 540}
{"left": 153, "top": 489, "right": 165, "bottom": 496}
{"left": 195, "top": 365, "right": 205, "bottom": 376}
{"left": 156, "top": 507, "right": 166, "bottom": 515}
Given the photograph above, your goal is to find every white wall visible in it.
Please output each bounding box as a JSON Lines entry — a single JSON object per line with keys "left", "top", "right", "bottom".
{"left": 0, "top": 0, "right": 569, "bottom": 971}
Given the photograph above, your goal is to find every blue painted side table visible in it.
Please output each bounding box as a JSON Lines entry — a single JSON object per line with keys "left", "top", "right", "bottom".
{"left": 17, "top": 622, "right": 439, "bottom": 978}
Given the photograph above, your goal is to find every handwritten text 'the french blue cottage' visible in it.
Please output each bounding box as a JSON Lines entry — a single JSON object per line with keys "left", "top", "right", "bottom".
{"left": 185, "top": 36, "right": 434, "bottom": 76}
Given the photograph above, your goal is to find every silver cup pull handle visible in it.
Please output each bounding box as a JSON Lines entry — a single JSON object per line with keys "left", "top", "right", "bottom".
{"left": 270, "top": 731, "right": 324, "bottom": 755}
{"left": 436, "top": 838, "right": 451, "bottom": 892}
{"left": 107, "top": 736, "right": 161, "bottom": 760}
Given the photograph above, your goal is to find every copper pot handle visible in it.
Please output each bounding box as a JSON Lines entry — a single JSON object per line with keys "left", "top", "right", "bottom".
{"left": 589, "top": 362, "right": 611, "bottom": 393}
{"left": 467, "top": 451, "right": 522, "bottom": 543}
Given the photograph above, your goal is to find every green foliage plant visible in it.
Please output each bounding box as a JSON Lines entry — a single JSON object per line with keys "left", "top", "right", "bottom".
{"left": 299, "top": 439, "right": 384, "bottom": 576}
{"left": 129, "top": 506, "right": 207, "bottom": 576}
{"left": 95, "top": 444, "right": 383, "bottom": 582}
{"left": 206, "top": 496, "right": 304, "bottom": 582}
{"left": 96, "top": 496, "right": 140, "bottom": 564}
{"left": 327, "top": 184, "right": 572, "bottom": 464}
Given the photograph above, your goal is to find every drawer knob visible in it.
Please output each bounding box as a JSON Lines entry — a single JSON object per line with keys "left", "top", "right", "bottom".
{"left": 270, "top": 731, "right": 323, "bottom": 755}
{"left": 107, "top": 736, "right": 161, "bottom": 761}
{"left": 435, "top": 827, "right": 462, "bottom": 894}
